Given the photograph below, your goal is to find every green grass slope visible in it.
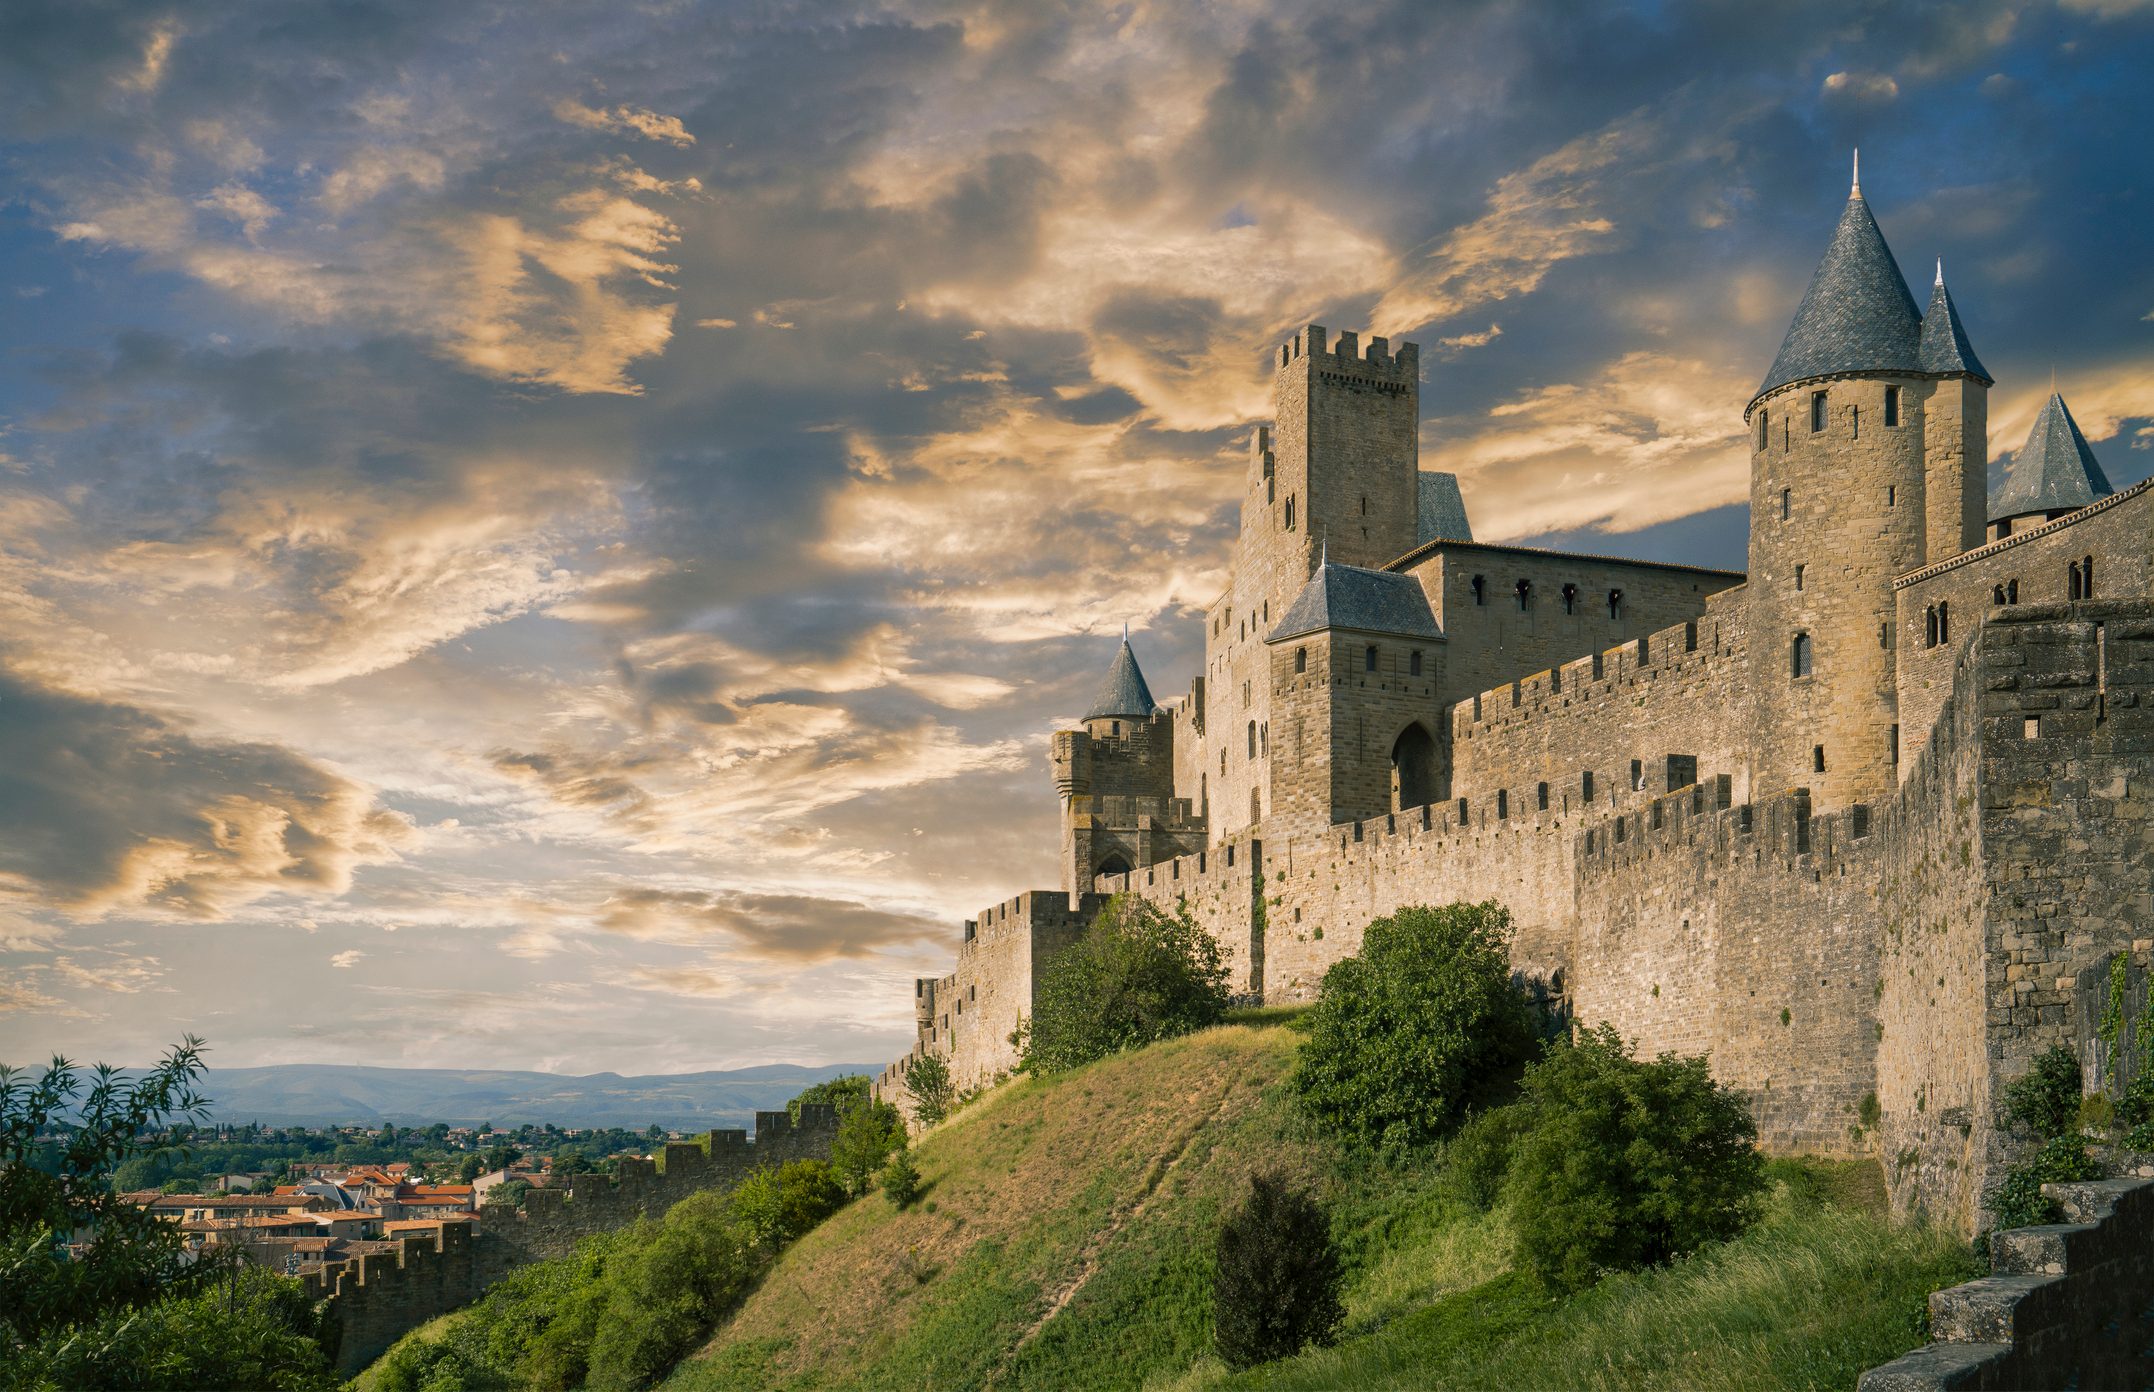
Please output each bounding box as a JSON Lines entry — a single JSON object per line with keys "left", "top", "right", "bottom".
{"left": 662, "top": 1018, "right": 1976, "bottom": 1392}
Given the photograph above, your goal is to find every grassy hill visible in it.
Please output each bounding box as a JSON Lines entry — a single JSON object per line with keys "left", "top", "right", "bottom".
{"left": 659, "top": 1014, "right": 1976, "bottom": 1392}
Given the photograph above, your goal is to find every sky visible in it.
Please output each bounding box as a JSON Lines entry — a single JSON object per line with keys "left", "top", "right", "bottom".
{"left": 1, "top": 0, "right": 2151, "bottom": 1076}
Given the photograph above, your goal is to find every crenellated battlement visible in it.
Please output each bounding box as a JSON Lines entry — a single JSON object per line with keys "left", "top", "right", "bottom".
{"left": 1273, "top": 323, "right": 1419, "bottom": 388}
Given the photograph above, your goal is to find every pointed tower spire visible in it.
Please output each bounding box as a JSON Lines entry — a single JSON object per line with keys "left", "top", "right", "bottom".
{"left": 1919, "top": 259, "right": 1990, "bottom": 381}
{"left": 1990, "top": 393, "right": 2115, "bottom": 524}
{"left": 1851, "top": 148, "right": 1861, "bottom": 198}
{"left": 1753, "top": 184, "right": 1921, "bottom": 404}
{"left": 1082, "top": 631, "right": 1157, "bottom": 721}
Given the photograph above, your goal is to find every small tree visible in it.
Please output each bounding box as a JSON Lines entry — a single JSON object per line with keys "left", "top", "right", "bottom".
{"left": 880, "top": 1146, "right": 922, "bottom": 1208}
{"left": 1021, "top": 894, "right": 1229, "bottom": 1074}
{"left": 829, "top": 1099, "right": 906, "bottom": 1195}
{"left": 1293, "top": 902, "right": 1538, "bottom": 1149}
{"left": 1213, "top": 1171, "right": 1343, "bottom": 1371}
{"left": 1504, "top": 1024, "right": 1766, "bottom": 1292}
{"left": 788, "top": 1075, "right": 871, "bottom": 1120}
{"left": 903, "top": 1054, "right": 957, "bottom": 1127}
{"left": 2001, "top": 1045, "right": 2082, "bottom": 1139}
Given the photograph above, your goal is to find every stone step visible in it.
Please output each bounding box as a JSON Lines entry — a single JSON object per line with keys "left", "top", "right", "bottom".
{"left": 2046, "top": 1177, "right": 2141, "bottom": 1225}
{"left": 1856, "top": 1340, "right": 2010, "bottom": 1391}
{"left": 1989, "top": 1220, "right": 2096, "bottom": 1276}
{"left": 1929, "top": 1273, "right": 2066, "bottom": 1345}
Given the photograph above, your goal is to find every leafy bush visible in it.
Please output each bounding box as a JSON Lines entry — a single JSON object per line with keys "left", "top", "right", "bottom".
{"left": 880, "top": 1146, "right": 922, "bottom": 1208}
{"left": 1213, "top": 1170, "right": 1344, "bottom": 1371}
{"left": 1442, "top": 1103, "right": 1534, "bottom": 1210}
{"left": 829, "top": 1099, "right": 905, "bottom": 1196}
{"left": 1019, "top": 894, "right": 1229, "bottom": 1074}
{"left": 2000, "top": 1045, "right": 2082, "bottom": 1140}
{"left": 903, "top": 1054, "right": 956, "bottom": 1126}
{"left": 585, "top": 1195, "right": 756, "bottom": 1392}
{"left": 1991, "top": 1135, "right": 2103, "bottom": 1232}
{"left": 1503, "top": 1024, "right": 1766, "bottom": 1292}
{"left": 730, "top": 1159, "right": 846, "bottom": 1251}
{"left": 1292, "top": 902, "right": 1538, "bottom": 1149}
{"left": 787, "top": 1074, "right": 870, "bottom": 1120}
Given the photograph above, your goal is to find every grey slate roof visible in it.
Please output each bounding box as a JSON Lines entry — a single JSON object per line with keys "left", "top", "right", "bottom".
{"left": 1991, "top": 393, "right": 2115, "bottom": 521}
{"left": 1417, "top": 472, "right": 1474, "bottom": 543}
{"left": 1082, "top": 637, "right": 1157, "bottom": 720}
{"left": 1269, "top": 563, "right": 1442, "bottom": 644}
{"left": 1754, "top": 194, "right": 1923, "bottom": 403}
{"left": 1918, "top": 270, "right": 1989, "bottom": 381}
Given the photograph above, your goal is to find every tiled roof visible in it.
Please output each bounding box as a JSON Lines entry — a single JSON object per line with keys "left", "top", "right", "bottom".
{"left": 1082, "top": 637, "right": 1158, "bottom": 720}
{"left": 1270, "top": 563, "right": 1442, "bottom": 643}
{"left": 1992, "top": 393, "right": 2115, "bottom": 520}
{"left": 1918, "top": 267, "right": 1989, "bottom": 380}
{"left": 1416, "top": 472, "right": 1473, "bottom": 543}
{"left": 1755, "top": 194, "right": 1922, "bottom": 403}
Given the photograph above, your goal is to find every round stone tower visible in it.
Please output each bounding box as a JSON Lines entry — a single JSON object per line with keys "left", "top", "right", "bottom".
{"left": 1743, "top": 165, "right": 1987, "bottom": 810}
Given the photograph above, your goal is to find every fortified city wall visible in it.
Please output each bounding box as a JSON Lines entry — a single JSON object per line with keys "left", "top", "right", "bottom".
{"left": 307, "top": 1108, "right": 840, "bottom": 1374}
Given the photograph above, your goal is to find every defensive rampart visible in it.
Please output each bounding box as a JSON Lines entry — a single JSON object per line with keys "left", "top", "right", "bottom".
{"left": 307, "top": 1107, "right": 839, "bottom": 1374}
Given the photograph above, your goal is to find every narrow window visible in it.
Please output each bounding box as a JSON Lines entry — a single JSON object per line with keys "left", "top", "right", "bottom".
{"left": 1284, "top": 496, "right": 1295, "bottom": 531}
{"left": 1220, "top": 749, "right": 1227, "bottom": 775}
{"left": 1810, "top": 390, "right": 1827, "bottom": 433}
{"left": 2007, "top": 579, "right": 2018, "bottom": 604}
{"left": 2069, "top": 561, "right": 2083, "bottom": 600}
{"left": 1756, "top": 413, "right": 1768, "bottom": 451}
{"left": 1561, "top": 583, "right": 1577, "bottom": 615}
{"left": 1364, "top": 645, "right": 1378, "bottom": 672}
{"left": 1887, "top": 485, "right": 1896, "bottom": 507}
{"left": 1246, "top": 721, "right": 1256, "bottom": 758}
{"left": 1608, "top": 588, "right": 1623, "bottom": 620}
{"left": 1924, "top": 605, "right": 1939, "bottom": 649}
{"left": 1851, "top": 404, "right": 1860, "bottom": 438}
{"left": 1582, "top": 770, "right": 1595, "bottom": 801}
{"left": 1879, "top": 621, "right": 1891, "bottom": 650}
{"left": 2084, "top": 556, "right": 2095, "bottom": 598}
{"left": 1792, "top": 632, "right": 1812, "bottom": 678}
{"left": 1537, "top": 782, "right": 1550, "bottom": 811}
{"left": 1266, "top": 476, "right": 1275, "bottom": 502}
{"left": 1241, "top": 679, "right": 1249, "bottom": 706}
{"left": 1780, "top": 488, "right": 1791, "bottom": 521}
{"left": 1497, "top": 790, "right": 1509, "bottom": 821}
{"left": 1261, "top": 723, "right": 1268, "bottom": 755}
{"left": 1514, "top": 578, "right": 1531, "bottom": 611}
{"left": 1889, "top": 725, "right": 1899, "bottom": 765}
{"left": 1294, "top": 646, "right": 1307, "bottom": 674}
{"left": 1794, "top": 564, "right": 1805, "bottom": 592}
{"left": 1409, "top": 650, "right": 1423, "bottom": 677}
{"left": 1993, "top": 585, "right": 2006, "bottom": 607}
{"left": 1938, "top": 601, "right": 1949, "bottom": 644}
{"left": 1884, "top": 385, "right": 1900, "bottom": 427}
{"left": 1813, "top": 745, "right": 1827, "bottom": 773}
{"left": 1471, "top": 575, "right": 1486, "bottom": 606}
{"left": 1629, "top": 758, "right": 1643, "bottom": 792}
{"left": 1360, "top": 495, "right": 1368, "bottom": 515}
{"left": 1110, "top": 721, "right": 1120, "bottom": 737}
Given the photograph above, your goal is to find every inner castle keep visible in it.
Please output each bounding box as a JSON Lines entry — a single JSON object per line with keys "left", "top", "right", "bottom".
{"left": 877, "top": 175, "right": 2154, "bottom": 1234}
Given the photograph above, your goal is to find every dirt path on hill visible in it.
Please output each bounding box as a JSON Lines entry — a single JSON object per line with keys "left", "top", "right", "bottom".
{"left": 990, "top": 1070, "right": 1244, "bottom": 1382}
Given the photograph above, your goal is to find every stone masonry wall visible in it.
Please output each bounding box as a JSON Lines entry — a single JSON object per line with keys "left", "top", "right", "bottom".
{"left": 308, "top": 1107, "right": 840, "bottom": 1374}
{"left": 1099, "top": 831, "right": 1267, "bottom": 996}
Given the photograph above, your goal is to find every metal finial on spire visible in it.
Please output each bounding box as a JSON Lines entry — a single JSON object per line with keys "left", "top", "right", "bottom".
{"left": 1122, "top": 621, "right": 1129, "bottom": 644}
{"left": 1935, "top": 256, "right": 1943, "bottom": 287}
{"left": 1851, "top": 148, "right": 1861, "bottom": 197}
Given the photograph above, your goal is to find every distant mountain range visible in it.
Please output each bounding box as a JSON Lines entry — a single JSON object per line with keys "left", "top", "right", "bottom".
{"left": 183, "top": 1062, "right": 885, "bottom": 1130}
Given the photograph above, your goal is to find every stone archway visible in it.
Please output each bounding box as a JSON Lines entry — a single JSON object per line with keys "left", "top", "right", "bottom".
{"left": 1391, "top": 722, "right": 1439, "bottom": 812}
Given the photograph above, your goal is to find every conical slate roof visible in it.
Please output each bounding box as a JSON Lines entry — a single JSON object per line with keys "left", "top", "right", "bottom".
{"left": 1754, "top": 192, "right": 1922, "bottom": 403}
{"left": 1991, "top": 393, "right": 2114, "bottom": 522}
{"left": 1082, "top": 635, "right": 1157, "bottom": 720}
{"left": 1918, "top": 265, "right": 1990, "bottom": 381}
{"left": 1269, "top": 563, "right": 1441, "bottom": 644}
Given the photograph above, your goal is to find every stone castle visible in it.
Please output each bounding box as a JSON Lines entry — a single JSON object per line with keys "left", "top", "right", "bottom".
{"left": 878, "top": 174, "right": 2154, "bottom": 1234}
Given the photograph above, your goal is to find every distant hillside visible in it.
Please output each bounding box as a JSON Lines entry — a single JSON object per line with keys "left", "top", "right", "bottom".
{"left": 188, "top": 1062, "right": 882, "bottom": 1129}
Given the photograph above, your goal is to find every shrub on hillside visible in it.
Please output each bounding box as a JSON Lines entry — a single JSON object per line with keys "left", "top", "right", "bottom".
{"left": 830, "top": 1098, "right": 906, "bottom": 1195}
{"left": 584, "top": 1193, "right": 757, "bottom": 1392}
{"left": 2001, "top": 1045, "right": 2082, "bottom": 1140}
{"left": 1292, "top": 901, "right": 1538, "bottom": 1149}
{"left": 904, "top": 1054, "right": 956, "bottom": 1126}
{"left": 1442, "top": 1103, "right": 1534, "bottom": 1210}
{"left": 1018, "top": 894, "right": 1229, "bottom": 1074}
{"left": 1212, "top": 1170, "right": 1344, "bottom": 1371}
{"left": 880, "top": 1145, "right": 922, "bottom": 1208}
{"left": 1991, "top": 1135, "right": 2103, "bottom": 1232}
{"left": 730, "top": 1159, "right": 846, "bottom": 1251}
{"left": 1503, "top": 1024, "right": 1766, "bottom": 1292}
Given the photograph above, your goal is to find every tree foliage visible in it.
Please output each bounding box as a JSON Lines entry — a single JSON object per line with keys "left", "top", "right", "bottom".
{"left": 1503, "top": 1025, "right": 1766, "bottom": 1292}
{"left": 902, "top": 1054, "right": 956, "bottom": 1127}
{"left": 828, "top": 1101, "right": 905, "bottom": 1196}
{"left": 1019, "top": 894, "right": 1229, "bottom": 1075}
{"left": 1212, "top": 1170, "right": 1344, "bottom": 1371}
{"left": 787, "top": 1075, "right": 870, "bottom": 1121}
{"left": 1292, "top": 902, "right": 1537, "bottom": 1149}
{"left": 2001, "top": 1045, "right": 2082, "bottom": 1140}
{"left": 879, "top": 1145, "right": 922, "bottom": 1209}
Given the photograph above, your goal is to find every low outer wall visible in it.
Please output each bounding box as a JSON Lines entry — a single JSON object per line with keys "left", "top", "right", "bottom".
{"left": 310, "top": 1108, "right": 839, "bottom": 1374}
